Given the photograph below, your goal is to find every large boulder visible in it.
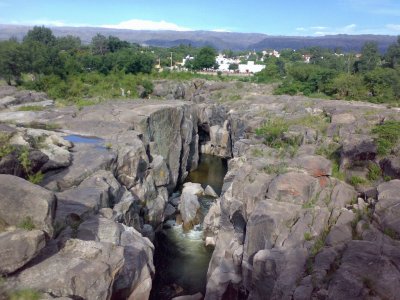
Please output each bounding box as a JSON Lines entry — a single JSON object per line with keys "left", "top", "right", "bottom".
{"left": 267, "top": 172, "right": 319, "bottom": 204}
{"left": 0, "top": 175, "right": 56, "bottom": 236}
{"left": 340, "top": 134, "right": 377, "bottom": 168}
{"left": 201, "top": 121, "right": 232, "bottom": 158}
{"left": 76, "top": 217, "right": 155, "bottom": 300}
{"left": 327, "top": 240, "right": 400, "bottom": 300}
{"left": 10, "top": 239, "right": 125, "bottom": 300}
{"left": 380, "top": 156, "right": 400, "bottom": 179}
{"left": 0, "top": 229, "right": 46, "bottom": 275}
{"left": 55, "top": 171, "right": 121, "bottom": 226}
{"left": 294, "top": 155, "right": 332, "bottom": 177}
{"left": 375, "top": 180, "right": 400, "bottom": 235}
{"left": 178, "top": 183, "right": 204, "bottom": 228}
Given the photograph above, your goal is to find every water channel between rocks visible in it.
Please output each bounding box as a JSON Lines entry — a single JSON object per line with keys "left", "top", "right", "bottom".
{"left": 150, "top": 154, "right": 228, "bottom": 299}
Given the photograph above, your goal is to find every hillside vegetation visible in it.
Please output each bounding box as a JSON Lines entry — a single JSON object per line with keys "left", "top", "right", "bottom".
{"left": 0, "top": 26, "right": 399, "bottom": 106}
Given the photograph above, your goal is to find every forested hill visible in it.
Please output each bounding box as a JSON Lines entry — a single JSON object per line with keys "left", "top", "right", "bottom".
{"left": 0, "top": 24, "right": 397, "bottom": 52}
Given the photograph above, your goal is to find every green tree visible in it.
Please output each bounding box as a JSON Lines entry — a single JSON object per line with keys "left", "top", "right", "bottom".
{"left": 191, "top": 46, "right": 218, "bottom": 70}
{"left": 358, "top": 41, "right": 380, "bottom": 72}
{"left": 329, "top": 73, "right": 366, "bottom": 99}
{"left": 56, "top": 35, "right": 82, "bottom": 52}
{"left": 0, "top": 40, "right": 25, "bottom": 84}
{"left": 385, "top": 36, "right": 400, "bottom": 68}
{"left": 23, "top": 26, "right": 56, "bottom": 46}
{"left": 107, "top": 36, "right": 129, "bottom": 53}
{"left": 91, "top": 34, "right": 109, "bottom": 55}
{"left": 364, "top": 67, "right": 400, "bottom": 102}
{"left": 228, "top": 63, "right": 238, "bottom": 71}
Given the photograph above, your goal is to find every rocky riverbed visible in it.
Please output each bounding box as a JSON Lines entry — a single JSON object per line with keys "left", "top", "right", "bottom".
{"left": 0, "top": 80, "right": 399, "bottom": 300}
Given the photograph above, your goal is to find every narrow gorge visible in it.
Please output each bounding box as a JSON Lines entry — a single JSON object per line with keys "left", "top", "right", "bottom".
{"left": 0, "top": 80, "right": 400, "bottom": 300}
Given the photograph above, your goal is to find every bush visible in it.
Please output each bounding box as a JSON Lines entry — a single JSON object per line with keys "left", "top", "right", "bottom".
{"left": 18, "top": 216, "right": 35, "bottom": 231}
{"left": 255, "top": 117, "right": 289, "bottom": 148}
{"left": 372, "top": 121, "right": 400, "bottom": 155}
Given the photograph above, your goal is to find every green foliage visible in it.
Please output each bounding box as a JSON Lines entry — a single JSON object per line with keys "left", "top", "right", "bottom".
{"left": 18, "top": 146, "right": 31, "bottom": 173}
{"left": 263, "top": 163, "right": 288, "bottom": 175}
{"left": 304, "top": 232, "right": 313, "bottom": 241}
{"left": 18, "top": 216, "right": 35, "bottom": 231}
{"left": 8, "top": 289, "right": 41, "bottom": 300}
{"left": 316, "top": 143, "right": 345, "bottom": 180}
{"left": 383, "top": 227, "right": 399, "bottom": 239}
{"left": 349, "top": 176, "right": 368, "bottom": 186}
{"left": 358, "top": 41, "right": 380, "bottom": 72}
{"left": 28, "top": 171, "right": 44, "bottom": 184}
{"left": 188, "top": 46, "right": 218, "bottom": 70}
{"left": 23, "top": 26, "right": 56, "bottom": 46}
{"left": 310, "top": 227, "right": 330, "bottom": 257}
{"left": 0, "top": 39, "right": 25, "bottom": 84}
{"left": 0, "top": 133, "right": 14, "bottom": 159}
{"left": 17, "top": 105, "right": 45, "bottom": 111}
{"left": 372, "top": 121, "right": 400, "bottom": 155}
{"left": 367, "top": 163, "right": 381, "bottom": 181}
{"left": 255, "top": 117, "right": 289, "bottom": 148}
{"left": 329, "top": 73, "right": 367, "bottom": 100}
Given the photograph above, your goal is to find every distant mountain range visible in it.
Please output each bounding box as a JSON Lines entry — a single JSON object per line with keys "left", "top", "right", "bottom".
{"left": 0, "top": 24, "right": 397, "bottom": 52}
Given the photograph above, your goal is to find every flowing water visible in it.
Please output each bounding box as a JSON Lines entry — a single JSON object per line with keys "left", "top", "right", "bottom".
{"left": 150, "top": 154, "right": 228, "bottom": 299}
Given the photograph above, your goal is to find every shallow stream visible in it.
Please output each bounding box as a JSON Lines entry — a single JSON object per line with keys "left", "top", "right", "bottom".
{"left": 150, "top": 154, "right": 228, "bottom": 299}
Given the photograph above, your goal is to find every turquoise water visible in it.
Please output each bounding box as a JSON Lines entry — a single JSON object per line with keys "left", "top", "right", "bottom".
{"left": 150, "top": 154, "right": 228, "bottom": 299}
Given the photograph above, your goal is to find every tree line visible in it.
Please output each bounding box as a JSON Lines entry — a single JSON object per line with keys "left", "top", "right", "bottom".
{"left": 0, "top": 26, "right": 399, "bottom": 104}
{"left": 253, "top": 39, "right": 400, "bottom": 103}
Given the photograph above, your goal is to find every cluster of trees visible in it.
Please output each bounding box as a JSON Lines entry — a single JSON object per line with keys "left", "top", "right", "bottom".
{"left": 0, "top": 26, "right": 158, "bottom": 86}
{"left": 1, "top": 26, "right": 399, "bottom": 104}
{"left": 253, "top": 39, "right": 400, "bottom": 103}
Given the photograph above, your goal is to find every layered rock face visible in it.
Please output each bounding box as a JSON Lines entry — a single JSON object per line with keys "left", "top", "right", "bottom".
{"left": 1, "top": 81, "right": 400, "bottom": 299}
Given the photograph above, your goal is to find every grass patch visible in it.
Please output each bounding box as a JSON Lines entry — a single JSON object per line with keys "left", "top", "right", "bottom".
{"left": 383, "top": 227, "right": 399, "bottom": 239}
{"left": 349, "top": 176, "right": 368, "bottom": 186}
{"left": 316, "top": 143, "right": 345, "bottom": 180}
{"left": 18, "top": 216, "right": 35, "bottom": 231}
{"left": 304, "top": 232, "right": 313, "bottom": 241}
{"left": 28, "top": 171, "right": 44, "bottom": 184}
{"left": 8, "top": 289, "right": 41, "bottom": 300}
{"left": 367, "top": 163, "right": 381, "bottom": 181}
{"left": 255, "top": 117, "right": 290, "bottom": 148}
{"left": 0, "top": 133, "right": 14, "bottom": 159}
{"left": 372, "top": 121, "right": 400, "bottom": 156}
{"left": 263, "top": 163, "right": 288, "bottom": 175}
{"left": 21, "top": 122, "right": 62, "bottom": 131}
{"left": 17, "top": 105, "right": 45, "bottom": 112}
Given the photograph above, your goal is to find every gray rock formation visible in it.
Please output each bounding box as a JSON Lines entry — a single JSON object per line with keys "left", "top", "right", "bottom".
{"left": 0, "top": 175, "right": 56, "bottom": 236}
{"left": 0, "top": 229, "right": 46, "bottom": 275}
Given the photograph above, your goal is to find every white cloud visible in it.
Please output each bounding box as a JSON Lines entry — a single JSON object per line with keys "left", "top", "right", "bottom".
{"left": 211, "top": 28, "right": 232, "bottom": 32}
{"left": 295, "top": 24, "right": 359, "bottom": 36}
{"left": 310, "top": 26, "right": 328, "bottom": 30}
{"left": 101, "top": 19, "right": 191, "bottom": 31}
{"left": 9, "top": 19, "right": 90, "bottom": 27}
{"left": 386, "top": 24, "right": 400, "bottom": 31}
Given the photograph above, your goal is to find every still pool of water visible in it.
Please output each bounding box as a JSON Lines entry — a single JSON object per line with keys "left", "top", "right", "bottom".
{"left": 64, "top": 134, "right": 104, "bottom": 145}
{"left": 150, "top": 154, "right": 228, "bottom": 299}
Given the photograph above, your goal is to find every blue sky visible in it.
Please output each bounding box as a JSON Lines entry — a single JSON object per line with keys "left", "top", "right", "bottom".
{"left": 1, "top": 0, "right": 400, "bottom": 35}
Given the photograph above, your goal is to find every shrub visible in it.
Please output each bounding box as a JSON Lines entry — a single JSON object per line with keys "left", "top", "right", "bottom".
{"left": 18, "top": 216, "right": 35, "bottom": 231}
{"left": 372, "top": 121, "right": 400, "bottom": 156}
{"left": 28, "top": 171, "right": 44, "bottom": 184}
{"left": 255, "top": 117, "right": 289, "bottom": 148}
{"left": 367, "top": 163, "right": 381, "bottom": 181}
{"left": 349, "top": 176, "right": 368, "bottom": 186}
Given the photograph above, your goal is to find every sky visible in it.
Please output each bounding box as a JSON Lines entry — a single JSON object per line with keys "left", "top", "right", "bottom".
{"left": 0, "top": 0, "right": 400, "bottom": 36}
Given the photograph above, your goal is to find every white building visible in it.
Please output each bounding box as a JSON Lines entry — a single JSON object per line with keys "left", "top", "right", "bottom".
{"left": 238, "top": 61, "right": 265, "bottom": 74}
